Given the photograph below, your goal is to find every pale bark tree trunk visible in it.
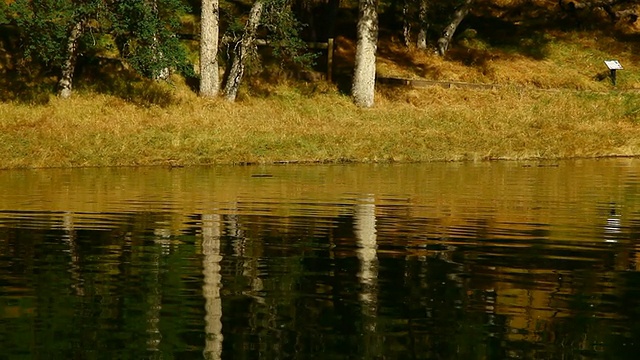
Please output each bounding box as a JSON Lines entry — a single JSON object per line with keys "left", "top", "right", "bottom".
{"left": 355, "top": 197, "right": 378, "bottom": 338}
{"left": 62, "top": 212, "right": 84, "bottom": 296}
{"left": 200, "top": 0, "right": 220, "bottom": 97}
{"left": 222, "top": 0, "right": 264, "bottom": 102}
{"left": 202, "top": 214, "right": 223, "bottom": 360}
{"left": 352, "top": 0, "right": 378, "bottom": 108}
{"left": 416, "top": 0, "right": 428, "bottom": 50}
{"left": 437, "top": 0, "right": 473, "bottom": 56}
{"left": 146, "top": 241, "right": 163, "bottom": 353}
{"left": 402, "top": 0, "right": 411, "bottom": 47}
{"left": 150, "top": 0, "right": 170, "bottom": 80}
{"left": 57, "top": 20, "right": 84, "bottom": 99}
{"left": 152, "top": 38, "right": 170, "bottom": 80}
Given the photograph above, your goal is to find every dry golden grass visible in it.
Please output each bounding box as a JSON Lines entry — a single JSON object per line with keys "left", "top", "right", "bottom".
{"left": 373, "top": 21, "right": 640, "bottom": 92}
{"left": 1, "top": 77, "right": 639, "bottom": 169}
{"left": 2, "top": 0, "right": 640, "bottom": 169}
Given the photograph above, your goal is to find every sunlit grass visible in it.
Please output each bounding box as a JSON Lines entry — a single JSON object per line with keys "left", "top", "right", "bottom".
{"left": 376, "top": 27, "right": 640, "bottom": 92}
{"left": 1, "top": 79, "right": 639, "bottom": 169}
{"left": 2, "top": 1, "right": 640, "bottom": 169}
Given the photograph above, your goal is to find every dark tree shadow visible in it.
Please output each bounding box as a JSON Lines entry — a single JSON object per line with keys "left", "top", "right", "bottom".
{"left": 1, "top": 23, "right": 184, "bottom": 106}
{"left": 74, "top": 55, "right": 178, "bottom": 107}
{"left": 460, "top": 15, "right": 551, "bottom": 60}
{"left": 0, "top": 25, "right": 56, "bottom": 104}
{"left": 371, "top": 0, "right": 640, "bottom": 82}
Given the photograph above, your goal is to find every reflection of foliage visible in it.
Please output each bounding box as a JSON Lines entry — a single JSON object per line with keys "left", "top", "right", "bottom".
{"left": 3, "top": 199, "right": 640, "bottom": 358}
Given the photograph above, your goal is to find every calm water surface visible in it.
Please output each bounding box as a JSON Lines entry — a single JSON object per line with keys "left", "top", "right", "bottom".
{"left": 1, "top": 159, "right": 640, "bottom": 359}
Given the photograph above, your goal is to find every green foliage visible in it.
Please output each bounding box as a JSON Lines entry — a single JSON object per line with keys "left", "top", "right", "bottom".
{"left": 220, "top": 0, "right": 248, "bottom": 36}
{"left": 263, "top": 0, "right": 316, "bottom": 67}
{"left": 111, "top": 0, "right": 194, "bottom": 79}
{"left": 0, "top": 1, "right": 9, "bottom": 25}
{"left": 6, "top": 0, "right": 195, "bottom": 97}
{"left": 10, "top": 0, "right": 76, "bottom": 66}
{"left": 8, "top": 0, "right": 109, "bottom": 83}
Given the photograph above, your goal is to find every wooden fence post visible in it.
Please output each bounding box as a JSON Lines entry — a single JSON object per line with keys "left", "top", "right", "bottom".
{"left": 327, "top": 38, "right": 334, "bottom": 82}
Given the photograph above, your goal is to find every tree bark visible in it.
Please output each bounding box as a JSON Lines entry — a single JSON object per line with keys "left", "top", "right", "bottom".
{"left": 200, "top": 0, "right": 220, "bottom": 98}
{"left": 57, "top": 20, "right": 84, "bottom": 99}
{"left": 222, "top": 0, "right": 264, "bottom": 102}
{"left": 150, "top": 0, "right": 170, "bottom": 80}
{"left": 352, "top": 0, "right": 378, "bottom": 108}
{"left": 416, "top": 0, "right": 428, "bottom": 50}
{"left": 402, "top": 0, "right": 411, "bottom": 47}
{"left": 437, "top": 0, "right": 473, "bottom": 56}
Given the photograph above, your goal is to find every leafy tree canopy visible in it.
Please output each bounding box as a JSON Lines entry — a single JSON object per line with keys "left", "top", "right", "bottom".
{"left": 0, "top": 1, "right": 9, "bottom": 24}
{"left": 263, "top": 0, "right": 316, "bottom": 67}
{"left": 110, "top": 0, "right": 194, "bottom": 78}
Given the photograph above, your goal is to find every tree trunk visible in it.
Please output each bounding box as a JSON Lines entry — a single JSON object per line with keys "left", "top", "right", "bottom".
{"left": 402, "top": 0, "right": 411, "bottom": 47}
{"left": 437, "top": 0, "right": 473, "bottom": 56}
{"left": 352, "top": 0, "right": 378, "bottom": 108}
{"left": 57, "top": 20, "right": 84, "bottom": 99}
{"left": 200, "top": 0, "right": 220, "bottom": 98}
{"left": 416, "top": 0, "right": 428, "bottom": 50}
{"left": 150, "top": 0, "right": 170, "bottom": 80}
{"left": 355, "top": 197, "right": 379, "bottom": 342}
{"left": 202, "top": 213, "right": 223, "bottom": 360}
{"left": 222, "top": 0, "right": 264, "bottom": 102}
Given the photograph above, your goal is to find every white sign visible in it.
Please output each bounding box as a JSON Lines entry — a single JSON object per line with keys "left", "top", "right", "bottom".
{"left": 604, "top": 60, "right": 623, "bottom": 70}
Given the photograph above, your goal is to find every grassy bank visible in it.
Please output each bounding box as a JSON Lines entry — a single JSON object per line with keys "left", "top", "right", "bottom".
{"left": 1, "top": 81, "right": 639, "bottom": 169}
{"left": 3, "top": 10, "right": 640, "bottom": 169}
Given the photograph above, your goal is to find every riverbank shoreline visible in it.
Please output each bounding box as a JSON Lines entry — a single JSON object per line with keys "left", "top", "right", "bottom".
{"left": 1, "top": 84, "right": 639, "bottom": 170}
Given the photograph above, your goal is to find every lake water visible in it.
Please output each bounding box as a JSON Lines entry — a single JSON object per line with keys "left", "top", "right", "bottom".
{"left": 1, "top": 159, "right": 640, "bottom": 359}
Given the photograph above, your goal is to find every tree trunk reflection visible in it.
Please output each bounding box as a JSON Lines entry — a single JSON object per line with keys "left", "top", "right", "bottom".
{"left": 355, "top": 196, "right": 378, "bottom": 356}
{"left": 202, "top": 213, "right": 223, "bottom": 360}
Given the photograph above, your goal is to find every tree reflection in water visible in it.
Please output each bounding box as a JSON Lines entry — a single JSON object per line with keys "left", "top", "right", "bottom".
{"left": 1, "top": 160, "right": 640, "bottom": 358}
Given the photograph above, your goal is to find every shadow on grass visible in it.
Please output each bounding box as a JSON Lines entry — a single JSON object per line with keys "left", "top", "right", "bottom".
{"left": 0, "top": 23, "right": 188, "bottom": 107}
{"left": 240, "top": 42, "right": 350, "bottom": 98}
{"left": 0, "top": 56, "right": 183, "bottom": 107}
{"left": 75, "top": 56, "right": 180, "bottom": 107}
{"left": 373, "top": 0, "right": 639, "bottom": 81}
{"left": 460, "top": 16, "right": 552, "bottom": 60}
{"left": 0, "top": 68, "right": 56, "bottom": 105}
{"left": 374, "top": 15, "right": 554, "bottom": 81}
{"left": 328, "top": 36, "right": 355, "bottom": 95}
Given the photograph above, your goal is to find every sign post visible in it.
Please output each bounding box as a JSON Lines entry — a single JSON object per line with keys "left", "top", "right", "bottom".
{"left": 604, "top": 60, "right": 623, "bottom": 86}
